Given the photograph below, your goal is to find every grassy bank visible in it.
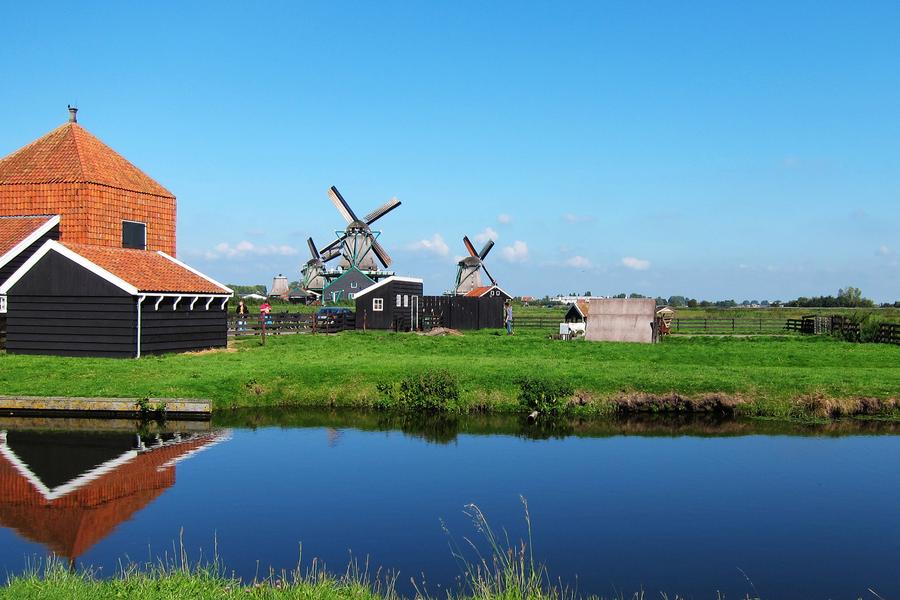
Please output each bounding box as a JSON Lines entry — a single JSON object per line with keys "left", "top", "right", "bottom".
{"left": 0, "top": 330, "right": 897, "bottom": 420}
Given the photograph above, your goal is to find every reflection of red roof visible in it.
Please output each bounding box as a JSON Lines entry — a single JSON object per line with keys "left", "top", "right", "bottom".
{"left": 61, "top": 243, "right": 229, "bottom": 294}
{"left": 0, "top": 432, "right": 224, "bottom": 560}
{"left": 0, "top": 216, "right": 55, "bottom": 257}
{"left": 0, "top": 123, "right": 173, "bottom": 198}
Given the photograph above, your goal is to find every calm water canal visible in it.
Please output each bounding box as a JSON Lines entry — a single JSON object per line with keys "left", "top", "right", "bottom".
{"left": 1, "top": 410, "right": 899, "bottom": 599}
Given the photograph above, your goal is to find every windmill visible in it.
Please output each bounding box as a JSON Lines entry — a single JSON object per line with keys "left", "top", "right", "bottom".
{"left": 318, "top": 186, "right": 400, "bottom": 273}
{"left": 300, "top": 237, "right": 339, "bottom": 293}
{"left": 455, "top": 235, "right": 496, "bottom": 295}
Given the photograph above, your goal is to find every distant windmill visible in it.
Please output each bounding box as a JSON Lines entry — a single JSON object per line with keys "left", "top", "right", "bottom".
{"left": 318, "top": 186, "right": 401, "bottom": 272}
{"left": 300, "top": 237, "right": 339, "bottom": 293}
{"left": 455, "top": 235, "right": 496, "bottom": 295}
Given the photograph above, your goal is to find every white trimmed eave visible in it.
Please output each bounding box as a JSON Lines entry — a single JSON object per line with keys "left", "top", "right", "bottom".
{"left": 0, "top": 215, "right": 61, "bottom": 271}
{"left": 352, "top": 276, "right": 424, "bottom": 300}
{"left": 0, "top": 240, "right": 140, "bottom": 295}
{"left": 157, "top": 251, "right": 233, "bottom": 295}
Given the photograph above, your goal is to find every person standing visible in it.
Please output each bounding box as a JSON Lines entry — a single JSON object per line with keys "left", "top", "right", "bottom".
{"left": 235, "top": 299, "right": 249, "bottom": 334}
{"left": 504, "top": 300, "right": 513, "bottom": 335}
{"left": 260, "top": 300, "right": 272, "bottom": 325}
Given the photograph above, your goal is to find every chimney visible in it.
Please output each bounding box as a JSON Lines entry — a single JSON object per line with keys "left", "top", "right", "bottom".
{"left": 67, "top": 105, "right": 78, "bottom": 123}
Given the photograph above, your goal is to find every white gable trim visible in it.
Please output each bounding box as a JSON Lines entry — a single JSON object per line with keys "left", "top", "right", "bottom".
{"left": 0, "top": 240, "right": 140, "bottom": 295}
{"left": 352, "top": 276, "right": 423, "bottom": 300}
{"left": 157, "top": 251, "right": 233, "bottom": 295}
{"left": 0, "top": 215, "right": 60, "bottom": 271}
{"left": 470, "top": 285, "right": 512, "bottom": 299}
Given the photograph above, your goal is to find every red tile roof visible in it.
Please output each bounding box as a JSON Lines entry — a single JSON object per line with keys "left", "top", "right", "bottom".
{"left": 0, "top": 215, "right": 56, "bottom": 257}
{"left": 62, "top": 243, "right": 228, "bottom": 294}
{"left": 0, "top": 122, "right": 174, "bottom": 198}
{"left": 465, "top": 286, "right": 494, "bottom": 297}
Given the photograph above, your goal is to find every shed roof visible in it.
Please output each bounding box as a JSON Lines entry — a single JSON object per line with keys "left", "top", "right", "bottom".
{"left": 0, "top": 240, "right": 231, "bottom": 296}
{"left": 0, "top": 122, "right": 174, "bottom": 198}
{"left": 352, "top": 275, "right": 423, "bottom": 300}
{"left": 0, "top": 215, "right": 59, "bottom": 268}
{"left": 464, "top": 284, "right": 511, "bottom": 299}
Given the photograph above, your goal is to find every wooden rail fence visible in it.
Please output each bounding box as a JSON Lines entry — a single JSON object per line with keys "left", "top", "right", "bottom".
{"left": 228, "top": 312, "right": 355, "bottom": 337}
{"left": 876, "top": 323, "right": 900, "bottom": 345}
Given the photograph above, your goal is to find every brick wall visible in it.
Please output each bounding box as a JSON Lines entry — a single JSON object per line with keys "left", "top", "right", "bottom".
{"left": 0, "top": 183, "right": 176, "bottom": 256}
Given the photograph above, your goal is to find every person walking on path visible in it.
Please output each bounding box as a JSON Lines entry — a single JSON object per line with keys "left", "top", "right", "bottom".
{"left": 504, "top": 300, "right": 514, "bottom": 335}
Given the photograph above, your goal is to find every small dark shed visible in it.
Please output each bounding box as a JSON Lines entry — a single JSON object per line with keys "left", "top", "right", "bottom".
{"left": 464, "top": 285, "right": 512, "bottom": 329}
{"left": 354, "top": 276, "right": 424, "bottom": 331}
{"left": 0, "top": 240, "right": 232, "bottom": 357}
{"left": 564, "top": 300, "right": 590, "bottom": 323}
{"left": 323, "top": 266, "right": 375, "bottom": 304}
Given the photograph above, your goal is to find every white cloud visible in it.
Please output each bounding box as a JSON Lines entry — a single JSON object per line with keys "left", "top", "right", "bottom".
{"left": 562, "top": 213, "right": 595, "bottom": 224}
{"left": 204, "top": 241, "right": 298, "bottom": 260}
{"left": 408, "top": 233, "right": 449, "bottom": 257}
{"left": 501, "top": 240, "right": 529, "bottom": 263}
{"left": 877, "top": 244, "right": 892, "bottom": 256}
{"left": 621, "top": 256, "right": 650, "bottom": 271}
{"left": 497, "top": 213, "right": 512, "bottom": 224}
{"left": 564, "top": 255, "right": 592, "bottom": 269}
{"left": 474, "top": 227, "right": 499, "bottom": 245}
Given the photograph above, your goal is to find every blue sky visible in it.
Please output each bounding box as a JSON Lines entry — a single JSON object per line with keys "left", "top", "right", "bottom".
{"left": 1, "top": 1, "right": 898, "bottom": 301}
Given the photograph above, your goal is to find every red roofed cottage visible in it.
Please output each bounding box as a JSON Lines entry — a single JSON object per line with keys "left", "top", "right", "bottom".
{"left": 0, "top": 110, "right": 231, "bottom": 357}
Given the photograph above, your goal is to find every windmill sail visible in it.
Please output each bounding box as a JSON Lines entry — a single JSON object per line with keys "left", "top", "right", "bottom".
{"left": 328, "top": 186, "right": 358, "bottom": 224}
{"left": 364, "top": 197, "right": 401, "bottom": 225}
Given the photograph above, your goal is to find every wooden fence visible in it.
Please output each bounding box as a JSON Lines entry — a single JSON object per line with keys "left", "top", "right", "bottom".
{"left": 671, "top": 318, "right": 791, "bottom": 334}
{"left": 228, "top": 312, "right": 355, "bottom": 337}
{"left": 876, "top": 323, "right": 900, "bottom": 345}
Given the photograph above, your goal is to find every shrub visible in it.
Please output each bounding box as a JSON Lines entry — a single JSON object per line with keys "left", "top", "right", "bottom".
{"left": 394, "top": 369, "right": 462, "bottom": 412}
{"left": 517, "top": 376, "right": 574, "bottom": 415}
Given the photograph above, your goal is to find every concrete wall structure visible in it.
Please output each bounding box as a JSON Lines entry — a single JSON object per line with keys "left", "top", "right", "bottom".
{"left": 585, "top": 298, "right": 657, "bottom": 343}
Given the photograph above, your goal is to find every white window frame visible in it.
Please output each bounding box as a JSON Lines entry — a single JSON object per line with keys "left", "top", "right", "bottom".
{"left": 122, "top": 220, "right": 147, "bottom": 250}
{"left": 373, "top": 298, "right": 384, "bottom": 311}
{"left": 403, "top": 294, "right": 409, "bottom": 308}
{"left": 396, "top": 294, "right": 402, "bottom": 307}
{"left": 350, "top": 281, "right": 359, "bottom": 289}
{"left": 0, "top": 294, "right": 6, "bottom": 314}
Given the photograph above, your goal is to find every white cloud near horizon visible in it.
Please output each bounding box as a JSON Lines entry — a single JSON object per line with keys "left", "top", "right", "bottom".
{"left": 501, "top": 240, "right": 529, "bottom": 263}
{"left": 203, "top": 241, "right": 299, "bottom": 260}
{"left": 497, "top": 213, "right": 512, "bottom": 224}
{"left": 565, "top": 255, "right": 592, "bottom": 269}
{"left": 407, "top": 233, "right": 450, "bottom": 257}
{"left": 621, "top": 256, "right": 650, "bottom": 271}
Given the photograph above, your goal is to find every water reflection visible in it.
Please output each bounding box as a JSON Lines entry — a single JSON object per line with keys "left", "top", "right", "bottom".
{"left": 0, "top": 420, "right": 229, "bottom": 565}
{"left": 213, "top": 406, "right": 900, "bottom": 443}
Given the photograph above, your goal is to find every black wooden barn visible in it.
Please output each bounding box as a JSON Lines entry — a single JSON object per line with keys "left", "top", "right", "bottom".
{"left": 0, "top": 216, "right": 62, "bottom": 349}
{"left": 354, "top": 276, "right": 424, "bottom": 331}
{"left": 0, "top": 240, "right": 232, "bottom": 357}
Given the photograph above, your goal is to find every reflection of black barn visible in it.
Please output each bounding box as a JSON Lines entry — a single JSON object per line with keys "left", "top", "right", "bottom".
{"left": 0, "top": 240, "right": 232, "bottom": 357}
{"left": 354, "top": 276, "right": 424, "bottom": 331}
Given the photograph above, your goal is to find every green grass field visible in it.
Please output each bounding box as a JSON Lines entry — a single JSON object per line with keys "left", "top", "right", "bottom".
{"left": 0, "top": 330, "right": 897, "bottom": 420}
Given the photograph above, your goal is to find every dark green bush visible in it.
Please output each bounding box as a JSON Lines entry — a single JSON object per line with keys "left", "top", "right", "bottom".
{"left": 517, "top": 376, "right": 574, "bottom": 415}
{"left": 383, "top": 369, "right": 462, "bottom": 412}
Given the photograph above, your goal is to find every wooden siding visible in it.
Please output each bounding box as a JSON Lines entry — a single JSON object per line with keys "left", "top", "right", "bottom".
{"left": 0, "top": 224, "right": 60, "bottom": 286}
{"left": 355, "top": 281, "right": 423, "bottom": 331}
{"left": 140, "top": 298, "right": 228, "bottom": 354}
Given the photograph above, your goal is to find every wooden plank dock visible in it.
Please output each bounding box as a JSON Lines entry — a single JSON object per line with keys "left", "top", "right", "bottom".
{"left": 0, "top": 396, "right": 211, "bottom": 419}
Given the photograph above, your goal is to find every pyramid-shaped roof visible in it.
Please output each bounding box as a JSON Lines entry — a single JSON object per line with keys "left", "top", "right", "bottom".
{"left": 0, "top": 121, "right": 174, "bottom": 198}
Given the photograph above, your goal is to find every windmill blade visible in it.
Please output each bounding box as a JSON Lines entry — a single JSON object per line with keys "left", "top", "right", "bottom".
{"left": 328, "top": 186, "right": 358, "bottom": 223}
{"left": 479, "top": 239, "right": 495, "bottom": 260}
{"left": 371, "top": 240, "right": 393, "bottom": 269}
{"left": 364, "top": 197, "right": 401, "bottom": 225}
{"left": 481, "top": 263, "right": 497, "bottom": 286}
{"left": 307, "top": 238, "right": 320, "bottom": 260}
{"left": 321, "top": 247, "right": 341, "bottom": 262}
{"left": 319, "top": 236, "right": 344, "bottom": 254}
{"left": 463, "top": 236, "right": 478, "bottom": 257}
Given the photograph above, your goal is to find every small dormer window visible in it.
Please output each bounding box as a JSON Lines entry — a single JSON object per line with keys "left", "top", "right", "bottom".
{"left": 123, "top": 221, "right": 146, "bottom": 250}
